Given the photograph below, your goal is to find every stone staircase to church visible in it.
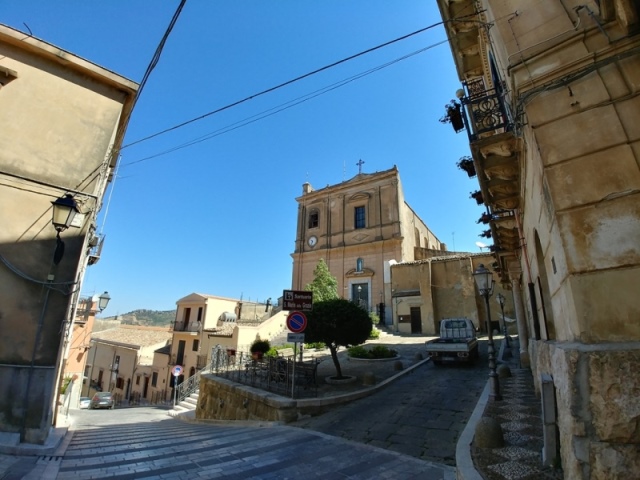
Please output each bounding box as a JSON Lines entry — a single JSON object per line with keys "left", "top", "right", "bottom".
{"left": 167, "top": 391, "right": 198, "bottom": 419}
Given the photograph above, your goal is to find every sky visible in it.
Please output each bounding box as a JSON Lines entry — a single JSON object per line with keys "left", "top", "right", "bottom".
{"left": 2, "top": 1, "right": 486, "bottom": 315}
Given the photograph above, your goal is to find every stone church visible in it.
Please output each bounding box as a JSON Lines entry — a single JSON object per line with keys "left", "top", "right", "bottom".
{"left": 290, "top": 165, "right": 446, "bottom": 325}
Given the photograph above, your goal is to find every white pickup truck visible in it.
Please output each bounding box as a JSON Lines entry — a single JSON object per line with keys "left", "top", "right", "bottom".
{"left": 425, "top": 318, "right": 479, "bottom": 365}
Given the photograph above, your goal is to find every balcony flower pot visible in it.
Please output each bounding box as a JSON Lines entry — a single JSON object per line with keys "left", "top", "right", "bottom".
{"left": 439, "top": 100, "right": 465, "bottom": 133}
{"left": 457, "top": 157, "right": 476, "bottom": 178}
{"left": 470, "top": 190, "right": 484, "bottom": 205}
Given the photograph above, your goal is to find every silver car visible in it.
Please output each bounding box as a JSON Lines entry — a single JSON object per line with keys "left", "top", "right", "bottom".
{"left": 90, "top": 392, "right": 114, "bottom": 409}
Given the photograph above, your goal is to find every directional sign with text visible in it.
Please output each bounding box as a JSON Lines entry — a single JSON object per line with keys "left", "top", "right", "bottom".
{"left": 286, "top": 311, "right": 308, "bottom": 333}
{"left": 282, "top": 289, "right": 313, "bottom": 311}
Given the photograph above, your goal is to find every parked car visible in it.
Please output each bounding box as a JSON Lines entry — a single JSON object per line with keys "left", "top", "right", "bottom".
{"left": 425, "top": 318, "right": 479, "bottom": 365}
{"left": 79, "top": 397, "right": 91, "bottom": 409}
{"left": 90, "top": 392, "right": 114, "bottom": 409}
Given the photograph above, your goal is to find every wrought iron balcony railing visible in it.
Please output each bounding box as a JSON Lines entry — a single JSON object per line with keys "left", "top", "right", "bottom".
{"left": 460, "top": 84, "right": 512, "bottom": 142}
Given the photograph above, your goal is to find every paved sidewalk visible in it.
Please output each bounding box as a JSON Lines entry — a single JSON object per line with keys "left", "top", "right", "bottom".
{"left": 469, "top": 339, "right": 564, "bottom": 480}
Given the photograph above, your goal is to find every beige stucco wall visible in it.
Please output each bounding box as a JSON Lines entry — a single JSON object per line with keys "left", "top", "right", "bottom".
{"left": 0, "top": 24, "right": 137, "bottom": 442}
{"left": 437, "top": 0, "right": 640, "bottom": 476}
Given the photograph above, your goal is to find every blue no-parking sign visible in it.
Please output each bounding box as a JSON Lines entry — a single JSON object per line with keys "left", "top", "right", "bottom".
{"left": 286, "top": 311, "right": 307, "bottom": 333}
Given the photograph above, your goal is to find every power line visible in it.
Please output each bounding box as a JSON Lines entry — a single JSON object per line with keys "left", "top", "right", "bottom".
{"left": 121, "top": 40, "right": 448, "bottom": 168}
{"left": 121, "top": 21, "right": 444, "bottom": 150}
{"left": 111, "top": 0, "right": 187, "bottom": 162}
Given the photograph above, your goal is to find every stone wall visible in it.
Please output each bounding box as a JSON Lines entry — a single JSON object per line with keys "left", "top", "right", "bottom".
{"left": 533, "top": 341, "right": 640, "bottom": 479}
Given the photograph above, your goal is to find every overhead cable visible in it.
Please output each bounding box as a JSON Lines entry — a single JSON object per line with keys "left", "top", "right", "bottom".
{"left": 121, "top": 21, "right": 445, "bottom": 150}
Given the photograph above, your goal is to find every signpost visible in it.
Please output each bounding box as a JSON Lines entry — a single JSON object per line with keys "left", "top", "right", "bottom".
{"left": 172, "top": 365, "right": 183, "bottom": 407}
{"left": 285, "top": 310, "right": 309, "bottom": 397}
{"left": 282, "top": 290, "right": 313, "bottom": 311}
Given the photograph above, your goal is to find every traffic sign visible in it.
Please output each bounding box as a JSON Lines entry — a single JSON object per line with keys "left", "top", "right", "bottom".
{"left": 287, "top": 333, "right": 305, "bottom": 343}
{"left": 286, "top": 311, "right": 308, "bottom": 333}
{"left": 282, "top": 290, "right": 313, "bottom": 311}
{"left": 171, "top": 365, "right": 183, "bottom": 377}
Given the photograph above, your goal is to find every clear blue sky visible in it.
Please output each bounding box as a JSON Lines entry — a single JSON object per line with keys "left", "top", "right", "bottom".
{"left": 2, "top": 1, "right": 485, "bottom": 315}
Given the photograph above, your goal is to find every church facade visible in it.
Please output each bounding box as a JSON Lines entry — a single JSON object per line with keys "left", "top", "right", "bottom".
{"left": 291, "top": 165, "right": 445, "bottom": 325}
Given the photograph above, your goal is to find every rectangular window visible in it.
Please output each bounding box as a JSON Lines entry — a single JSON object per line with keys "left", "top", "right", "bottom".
{"left": 136, "top": 375, "right": 140, "bottom": 385}
{"left": 151, "top": 372, "right": 158, "bottom": 387}
{"left": 184, "top": 308, "right": 191, "bottom": 323}
{"left": 197, "top": 307, "right": 203, "bottom": 322}
{"left": 193, "top": 339, "right": 200, "bottom": 352}
{"left": 354, "top": 206, "right": 366, "bottom": 229}
{"left": 116, "top": 377, "right": 124, "bottom": 389}
{"left": 308, "top": 211, "right": 319, "bottom": 228}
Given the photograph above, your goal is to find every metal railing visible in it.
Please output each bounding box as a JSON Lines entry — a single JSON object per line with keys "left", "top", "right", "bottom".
{"left": 461, "top": 85, "right": 512, "bottom": 142}
{"left": 174, "top": 345, "right": 319, "bottom": 405}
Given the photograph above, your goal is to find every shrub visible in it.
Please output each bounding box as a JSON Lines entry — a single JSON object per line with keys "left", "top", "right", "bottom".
{"left": 368, "top": 327, "right": 380, "bottom": 339}
{"left": 369, "top": 312, "right": 380, "bottom": 325}
{"left": 348, "top": 345, "right": 397, "bottom": 359}
{"left": 370, "top": 345, "right": 397, "bottom": 358}
{"left": 347, "top": 345, "right": 369, "bottom": 358}
{"left": 264, "top": 347, "right": 279, "bottom": 358}
{"left": 305, "top": 342, "right": 326, "bottom": 350}
{"left": 250, "top": 339, "right": 271, "bottom": 354}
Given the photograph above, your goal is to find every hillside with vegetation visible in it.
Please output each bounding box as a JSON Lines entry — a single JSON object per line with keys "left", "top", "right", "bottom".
{"left": 99, "top": 309, "right": 176, "bottom": 327}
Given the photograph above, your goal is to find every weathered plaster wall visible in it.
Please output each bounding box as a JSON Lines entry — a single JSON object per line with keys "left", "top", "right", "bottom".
{"left": 533, "top": 341, "right": 640, "bottom": 480}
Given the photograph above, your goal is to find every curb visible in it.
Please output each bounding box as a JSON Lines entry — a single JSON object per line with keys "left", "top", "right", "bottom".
{"left": 455, "top": 380, "right": 489, "bottom": 480}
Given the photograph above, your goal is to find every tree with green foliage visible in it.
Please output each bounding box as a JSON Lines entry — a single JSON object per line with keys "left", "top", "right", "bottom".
{"left": 305, "top": 298, "right": 372, "bottom": 379}
{"left": 304, "top": 258, "right": 338, "bottom": 302}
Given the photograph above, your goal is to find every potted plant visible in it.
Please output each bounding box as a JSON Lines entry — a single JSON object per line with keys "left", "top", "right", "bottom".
{"left": 477, "top": 212, "right": 492, "bottom": 224}
{"left": 457, "top": 156, "right": 476, "bottom": 177}
{"left": 470, "top": 190, "right": 484, "bottom": 205}
{"left": 250, "top": 338, "right": 270, "bottom": 360}
{"left": 439, "top": 100, "right": 465, "bottom": 132}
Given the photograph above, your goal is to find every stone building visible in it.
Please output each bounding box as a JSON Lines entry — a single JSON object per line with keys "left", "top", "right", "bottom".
{"left": 84, "top": 326, "right": 172, "bottom": 405}
{"left": 60, "top": 295, "right": 104, "bottom": 410}
{"left": 0, "top": 24, "right": 137, "bottom": 443}
{"left": 390, "top": 253, "right": 512, "bottom": 335}
{"left": 169, "top": 293, "right": 287, "bottom": 385}
{"left": 437, "top": 1, "right": 640, "bottom": 477}
{"left": 291, "top": 166, "right": 445, "bottom": 325}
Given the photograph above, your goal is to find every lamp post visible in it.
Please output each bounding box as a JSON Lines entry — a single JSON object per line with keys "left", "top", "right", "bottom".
{"left": 357, "top": 285, "right": 362, "bottom": 309}
{"left": 51, "top": 194, "right": 79, "bottom": 265}
{"left": 495, "top": 292, "right": 510, "bottom": 349}
{"left": 98, "top": 291, "right": 111, "bottom": 312}
{"left": 473, "top": 264, "right": 502, "bottom": 401}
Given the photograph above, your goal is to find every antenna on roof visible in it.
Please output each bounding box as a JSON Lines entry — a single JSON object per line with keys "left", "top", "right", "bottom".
{"left": 476, "top": 241, "right": 488, "bottom": 251}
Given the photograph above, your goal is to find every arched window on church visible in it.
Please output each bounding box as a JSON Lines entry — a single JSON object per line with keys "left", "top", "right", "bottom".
{"left": 308, "top": 209, "right": 319, "bottom": 229}
{"left": 356, "top": 258, "right": 363, "bottom": 272}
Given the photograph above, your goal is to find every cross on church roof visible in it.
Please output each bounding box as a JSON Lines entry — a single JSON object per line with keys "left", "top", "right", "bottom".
{"left": 356, "top": 159, "right": 365, "bottom": 174}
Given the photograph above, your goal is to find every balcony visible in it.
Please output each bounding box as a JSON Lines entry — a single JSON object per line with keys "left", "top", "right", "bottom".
{"left": 456, "top": 82, "right": 523, "bottom": 283}
{"left": 196, "top": 355, "right": 208, "bottom": 369}
{"left": 172, "top": 320, "right": 201, "bottom": 333}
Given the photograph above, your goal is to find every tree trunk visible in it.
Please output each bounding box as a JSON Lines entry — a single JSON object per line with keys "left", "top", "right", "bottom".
{"left": 328, "top": 344, "right": 343, "bottom": 379}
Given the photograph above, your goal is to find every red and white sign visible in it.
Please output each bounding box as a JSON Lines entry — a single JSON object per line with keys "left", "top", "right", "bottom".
{"left": 171, "top": 365, "right": 183, "bottom": 377}
{"left": 286, "top": 311, "right": 307, "bottom": 333}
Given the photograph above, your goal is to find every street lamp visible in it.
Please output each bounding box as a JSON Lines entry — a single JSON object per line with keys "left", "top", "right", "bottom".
{"left": 473, "top": 264, "right": 502, "bottom": 401}
{"left": 97, "top": 291, "right": 111, "bottom": 312}
{"left": 357, "top": 285, "right": 363, "bottom": 309}
{"left": 495, "top": 292, "right": 510, "bottom": 351}
{"left": 51, "top": 194, "right": 79, "bottom": 265}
